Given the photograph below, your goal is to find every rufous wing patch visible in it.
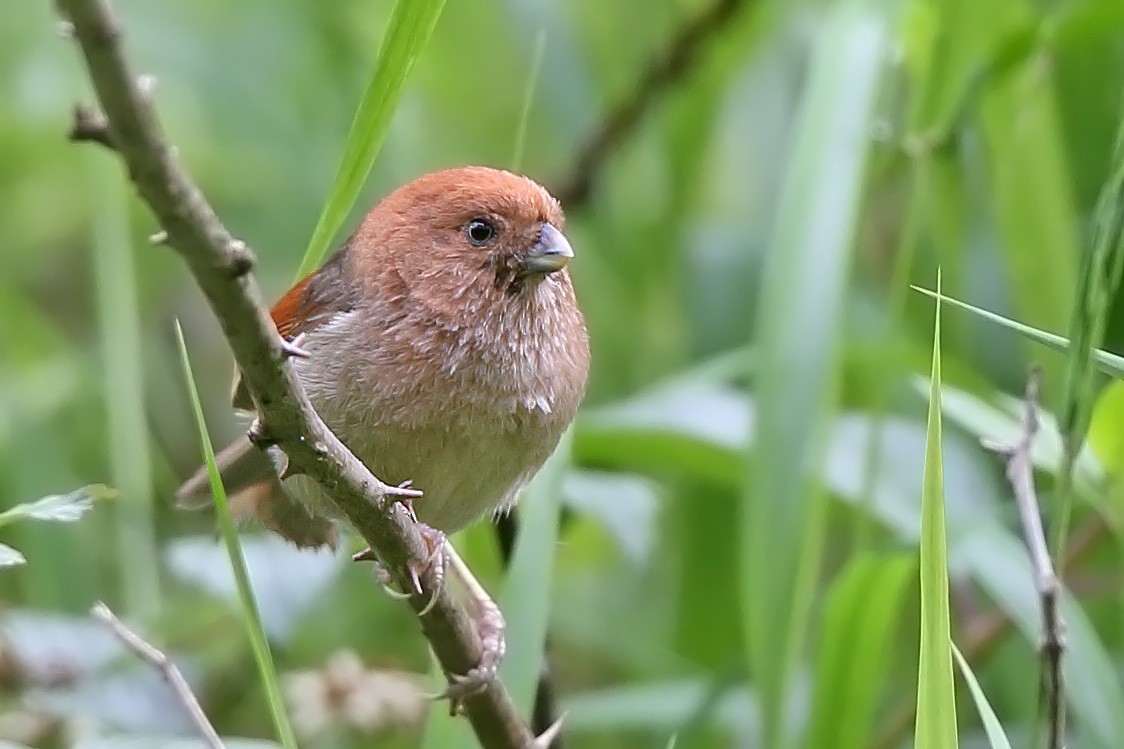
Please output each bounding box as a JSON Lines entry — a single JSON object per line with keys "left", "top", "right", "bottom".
{"left": 231, "top": 245, "right": 358, "bottom": 410}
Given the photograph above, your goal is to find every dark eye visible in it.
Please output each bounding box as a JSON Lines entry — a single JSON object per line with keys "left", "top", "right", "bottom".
{"left": 465, "top": 218, "right": 497, "bottom": 246}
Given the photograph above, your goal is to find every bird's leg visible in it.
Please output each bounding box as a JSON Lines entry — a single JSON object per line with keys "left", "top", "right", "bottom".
{"left": 432, "top": 541, "right": 506, "bottom": 712}
{"left": 354, "top": 481, "right": 447, "bottom": 608}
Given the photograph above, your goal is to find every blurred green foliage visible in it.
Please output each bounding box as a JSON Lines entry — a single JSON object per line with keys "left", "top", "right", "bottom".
{"left": 5, "top": 0, "right": 1124, "bottom": 747}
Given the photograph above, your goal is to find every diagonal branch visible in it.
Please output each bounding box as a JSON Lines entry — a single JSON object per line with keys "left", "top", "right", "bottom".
{"left": 982, "top": 368, "right": 1066, "bottom": 749}
{"left": 552, "top": 0, "right": 748, "bottom": 208}
{"left": 92, "top": 602, "right": 223, "bottom": 749}
{"left": 57, "top": 0, "right": 536, "bottom": 746}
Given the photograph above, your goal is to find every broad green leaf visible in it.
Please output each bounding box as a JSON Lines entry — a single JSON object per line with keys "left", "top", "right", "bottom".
{"left": 977, "top": 1, "right": 1078, "bottom": 391}
{"left": 576, "top": 384, "right": 750, "bottom": 485}
{"left": 0, "top": 485, "right": 117, "bottom": 527}
{"left": 562, "top": 679, "right": 758, "bottom": 739}
{"left": 915, "top": 273, "right": 959, "bottom": 749}
{"left": 1088, "top": 380, "right": 1124, "bottom": 480}
{"left": 296, "top": 0, "right": 448, "bottom": 278}
{"left": 164, "top": 534, "right": 345, "bottom": 643}
{"left": 0, "top": 542, "right": 26, "bottom": 568}
{"left": 741, "top": 3, "right": 888, "bottom": 746}
{"left": 805, "top": 553, "right": 916, "bottom": 749}
{"left": 73, "top": 738, "right": 280, "bottom": 749}
{"left": 173, "top": 322, "right": 297, "bottom": 749}
{"left": 953, "top": 643, "right": 1014, "bottom": 749}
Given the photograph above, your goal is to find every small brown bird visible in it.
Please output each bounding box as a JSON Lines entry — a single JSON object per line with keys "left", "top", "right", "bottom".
{"left": 177, "top": 166, "right": 589, "bottom": 691}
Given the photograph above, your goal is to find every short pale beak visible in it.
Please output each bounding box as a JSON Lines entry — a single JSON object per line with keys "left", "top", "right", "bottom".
{"left": 523, "top": 223, "right": 574, "bottom": 275}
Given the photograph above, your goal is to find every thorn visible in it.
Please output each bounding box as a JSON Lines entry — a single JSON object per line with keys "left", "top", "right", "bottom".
{"left": 225, "top": 239, "right": 254, "bottom": 276}
{"left": 149, "top": 230, "right": 168, "bottom": 245}
{"left": 385, "top": 480, "right": 423, "bottom": 501}
{"left": 246, "top": 418, "right": 277, "bottom": 448}
{"left": 281, "top": 333, "right": 310, "bottom": 359}
{"left": 69, "top": 104, "right": 114, "bottom": 149}
{"left": 352, "top": 547, "right": 375, "bottom": 562}
{"left": 530, "top": 713, "right": 567, "bottom": 748}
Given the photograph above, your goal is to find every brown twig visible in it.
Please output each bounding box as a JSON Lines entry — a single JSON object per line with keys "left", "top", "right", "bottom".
{"left": 872, "top": 514, "right": 1105, "bottom": 749}
{"left": 981, "top": 368, "right": 1066, "bottom": 749}
{"left": 57, "top": 0, "right": 539, "bottom": 745}
{"left": 552, "top": 0, "right": 747, "bottom": 208}
{"left": 91, "top": 602, "right": 223, "bottom": 749}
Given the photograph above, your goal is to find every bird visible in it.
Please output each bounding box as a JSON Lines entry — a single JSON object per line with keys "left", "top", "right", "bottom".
{"left": 176, "top": 165, "right": 590, "bottom": 695}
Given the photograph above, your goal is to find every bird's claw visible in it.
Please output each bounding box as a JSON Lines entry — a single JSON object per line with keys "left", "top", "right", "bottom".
{"left": 355, "top": 519, "right": 447, "bottom": 610}
{"left": 430, "top": 584, "right": 506, "bottom": 714}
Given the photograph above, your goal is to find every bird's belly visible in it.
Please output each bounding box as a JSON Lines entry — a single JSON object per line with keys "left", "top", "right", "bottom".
{"left": 287, "top": 408, "right": 562, "bottom": 534}
{"left": 360, "top": 421, "right": 554, "bottom": 531}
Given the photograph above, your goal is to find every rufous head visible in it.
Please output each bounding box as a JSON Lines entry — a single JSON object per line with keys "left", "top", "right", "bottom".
{"left": 350, "top": 166, "right": 575, "bottom": 307}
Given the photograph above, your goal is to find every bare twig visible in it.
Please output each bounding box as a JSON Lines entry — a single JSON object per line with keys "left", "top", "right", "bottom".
{"left": 552, "top": 0, "right": 748, "bottom": 208}
{"left": 58, "top": 0, "right": 537, "bottom": 745}
{"left": 981, "top": 368, "right": 1066, "bottom": 749}
{"left": 91, "top": 602, "right": 223, "bottom": 749}
{"left": 872, "top": 514, "right": 1105, "bottom": 749}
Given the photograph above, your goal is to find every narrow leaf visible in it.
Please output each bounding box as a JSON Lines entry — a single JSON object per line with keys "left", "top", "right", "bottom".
{"left": 915, "top": 271, "right": 958, "bottom": 749}
{"left": 740, "top": 3, "right": 889, "bottom": 747}
{"left": 952, "top": 643, "right": 1014, "bottom": 749}
{"left": 296, "top": 0, "right": 448, "bottom": 278}
{"left": 911, "top": 287, "right": 1124, "bottom": 378}
{"left": 173, "top": 321, "right": 298, "bottom": 749}
{"left": 805, "top": 553, "right": 915, "bottom": 749}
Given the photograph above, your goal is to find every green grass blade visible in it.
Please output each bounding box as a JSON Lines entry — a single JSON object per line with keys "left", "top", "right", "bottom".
{"left": 952, "top": 643, "right": 1014, "bottom": 749}
{"left": 173, "top": 321, "right": 298, "bottom": 749}
{"left": 911, "top": 287, "right": 1124, "bottom": 378}
{"left": 295, "top": 0, "right": 448, "bottom": 279}
{"left": 90, "top": 155, "right": 161, "bottom": 623}
{"left": 804, "top": 553, "right": 915, "bottom": 749}
{"left": 511, "top": 30, "right": 547, "bottom": 173}
{"left": 1052, "top": 105, "right": 1124, "bottom": 554}
{"left": 499, "top": 430, "right": 571, "bottom": 715}
{"left": 740, "top": 2, "right": 888, "bottom": 747}
{"left": 915, "top": 271, "right": 958, "bottom": 749}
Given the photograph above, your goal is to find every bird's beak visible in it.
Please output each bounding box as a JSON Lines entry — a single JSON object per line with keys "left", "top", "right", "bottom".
{"left": 523, "top": 223, "right": 574, "bottom": 275}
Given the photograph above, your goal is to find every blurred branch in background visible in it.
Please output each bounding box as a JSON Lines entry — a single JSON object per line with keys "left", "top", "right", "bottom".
{"left": 552, "top": 0, "right": 749, "bottom": 208}
{"left": 90, "top": 602, "right": 223, "bottom": 749}
{"left": 53, "top": 0, "right": 538, "bottom": 745}
{"left": 982, "top": 369, "right": 1065, "bottom": 749}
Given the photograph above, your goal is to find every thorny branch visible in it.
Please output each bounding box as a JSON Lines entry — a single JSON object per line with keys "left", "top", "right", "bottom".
{"left": 56, "top": 0, "right": 541, "bottom": 745}
{"left": 92, "top": 602, "right": 223, "bottom": 749}
{"left": 982, "top": 368, "right": 1067, "bottom": 749}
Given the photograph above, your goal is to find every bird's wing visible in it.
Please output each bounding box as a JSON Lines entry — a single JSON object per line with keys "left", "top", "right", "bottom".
{"left": 231, "top": 242, "right": 359, "bottom": 410}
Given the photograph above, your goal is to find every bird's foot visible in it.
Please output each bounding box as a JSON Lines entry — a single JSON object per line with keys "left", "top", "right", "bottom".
{"left": 430, "top": 543, "right": 507, "bottom": 714}
{"left": 353, "top": 496, "right": 447, "bottom": 613}
{"left": 432, "top": 594, "right": 505, "bottom": 713}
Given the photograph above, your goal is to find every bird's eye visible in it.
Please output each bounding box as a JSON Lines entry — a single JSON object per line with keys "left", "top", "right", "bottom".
{"left": 465, "top": 218, "right": 497, "bottom": 246}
